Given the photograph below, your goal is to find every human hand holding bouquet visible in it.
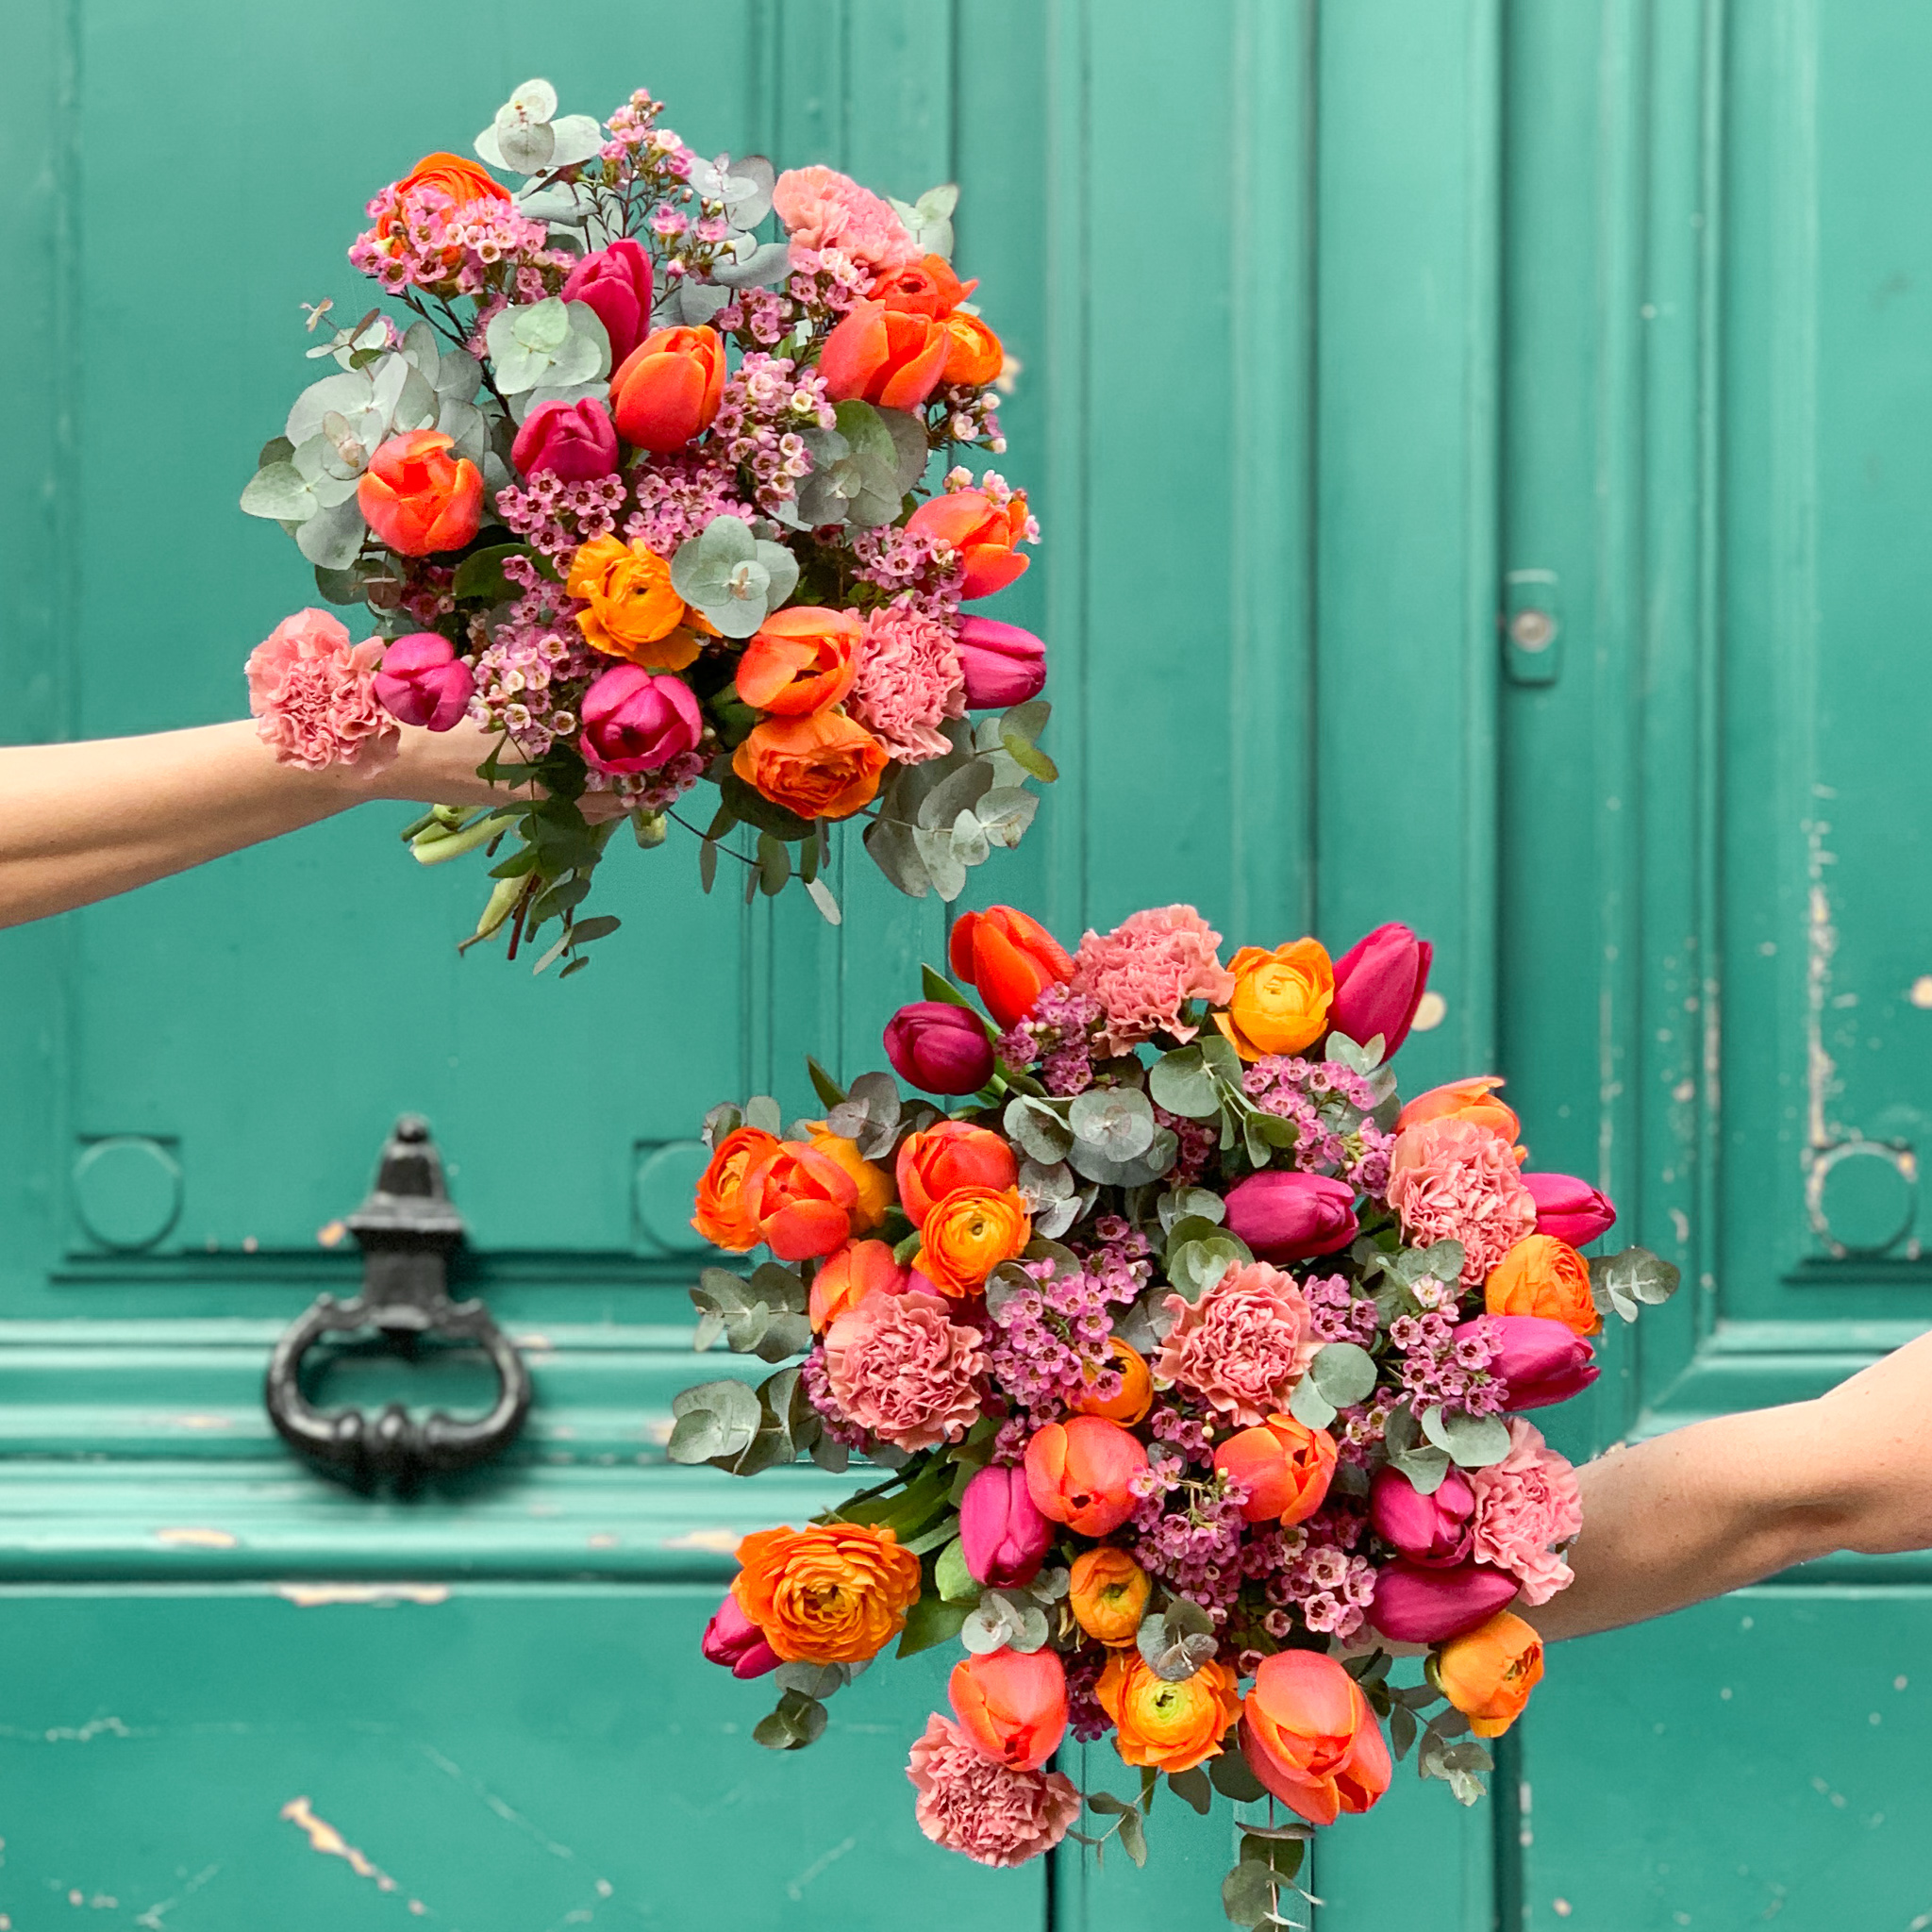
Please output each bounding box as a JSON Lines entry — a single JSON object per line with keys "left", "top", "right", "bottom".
{"left": 241, "top": 78, "right": 1052, "bottom": 974}
{"left": 674, "top": 907, "right": 1678, "bottom": 1916}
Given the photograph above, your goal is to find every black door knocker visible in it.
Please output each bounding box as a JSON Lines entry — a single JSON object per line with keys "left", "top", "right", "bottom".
{"left": 264, "top": 1115, "right": 530, "bottom": 1488}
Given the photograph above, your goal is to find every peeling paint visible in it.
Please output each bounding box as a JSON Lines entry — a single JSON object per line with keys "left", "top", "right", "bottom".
{"left": 659, "top": 1528, "right": 740, "bottom": 1554}
{"left": 276, "top": 1583, "right": 450, "bottom": 1608}
{"left": 420, "top": 1745, "right": 575, "bottom": 1861}
{"left": 169, "top": 1414, "right": 232, "bottom": 1430}
{"left": 586, "top": 1534, "right": 618, "bottom": 1550}
{"left": 134, "top": 1862, "right": 220, "bottom": 1929}
{"left": 786, "top": 1835, "right": 857, "bottom": 1901}
{"left": 155, "top": 1527, "right": 237, "bottom": 1549}
{"left": 280, "top": 1796, "right": 397, "bottom": 1891}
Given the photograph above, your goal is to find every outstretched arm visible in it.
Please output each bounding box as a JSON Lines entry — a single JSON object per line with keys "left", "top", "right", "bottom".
{"left": 1528, "top": 1326, "right": 1932, "bottom": 1641}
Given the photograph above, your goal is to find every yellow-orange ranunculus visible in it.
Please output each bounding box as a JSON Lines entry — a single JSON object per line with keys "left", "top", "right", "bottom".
{"left": 942, "top": 312, "right": 1004, "bottom": 387}
{"left": 735, "top": 608, "right": 862, "bottom": 716}
{"left": 803, "top": 1124, "right": 891, "bottom": 1233}
{"left": 808, "top": 1238, "right": 908, "bottom": 1331}
{"left": 1069, "top": 1337, "right": 1153, "bottom": 1424}
{"left": 1396, "top": 1075, "right": 1523, "bottom": 1149}
{"left": 1436, "top": 1608, "right": 1544, "bottom": 1738}
{"left": 732, "top": 710, "right": 890, "bottom": 822}
{"left": 566, "top": 534, "right": 716, "bottom": 671}
{"left": 1214, "top": 939, "right": 1335, "bottom": 1061}
{"left": 1068, "top": 1546, "right": 1152, "bottom": 1646}
{"left": 1486, "top": 1233, "right": 1601, "bottom": 1337}
{"left": 913, "top": 1185, "right": 1031, "bottom": 1296}
{"left": 730, "top": 1521, "right": 922, "bottom": 1663}
{"left": 691, "top": 1124, "right": 782, "bottom": 1251}
{"left": 1095, "top": 1651, "right": 1242, "bottom": 1774}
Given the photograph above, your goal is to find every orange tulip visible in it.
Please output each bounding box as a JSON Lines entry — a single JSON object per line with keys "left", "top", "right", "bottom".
{"left": 803, "top": 1124, "right": 891, "bottom": 1233}
{"left": 871, "top": 254, "right": 975, "bottom": 319}
{"left": 1023, "top": 1415, "right": 1147, "bottom": 1537}
{"left": 1436, "top": 1609, "right": 1544, "bottom": 1738}
{"left": 731, "top": 710, "right": 889, "bottom": 821}
{"left": 1068, "top": 1547, "right": 1152, "bottom": 1645}
{"left": 1095, "top": 1651, "right": 1242, "bottom": 1774}
{"left": 894, "top": 1121, "right": 1018, "bottom": 1226}
{"left": 948, "top": 1646, "right": 1068, "bottom": 1772}
{"left": 691, "top": 1124, "right": 782, "bottom": 1251}
{"left": 357, "top": 429, "right": 482, "bottom": 558}
{"left": 1239, "top": 1650, "right": 1392, "bottom": 1826}
{"left": 1213, "top": 1413, "right": 1338, "bottom": 1524}
{"left": 731, "top": 1521, "right": 922, "bottom": 1663}
{"left": 565, "top": 534, "right": 715, "bottom": 671}
{"left": 1485, "top": 1234, "right": 1601, "bottom": 1337}
{"left": 906, "top": 490, "right": 1031, "bottom": 599}
{"left": 1396, "top": 1076, "right": 1523, "bottom": 1150}
{"left": 913, "top": 1186, "right": 1031, "bottom": 1296}
{"left": 1070, "top": 1337, "right": 1154, "bottom": 1425}
{"left": 948, "top": 906, "right": 1074, "bottom": 1030}
{"left": 609, "top": 325, "right": 725, "bottom": 452}
{"left": 818, "top": 300, "right": 950, "bottom": 409}
{"left": 735, "top": 608, "right": 862, "bottom": 716}
{"left": 1213, "top": 939, "right": 1335, "bottom": 1061}
{"left": 739, "top": 1141, "right": 860, "bottom": 1262}
{"left": 942, "top": 313, "right": 1004, "bottom": 387}
{"left": 808, "top": 1238, "right": 908, "bottom": 1330}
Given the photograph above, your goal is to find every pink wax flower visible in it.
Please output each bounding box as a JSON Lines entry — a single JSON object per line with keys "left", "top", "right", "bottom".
{"left": 510, "top": 397, "right": 621, "bottom": 483}
{"left": 374, "top": 632, "right": 475, "bottom": 732}
{"left": 1386, "top": 1117, "right": 1540, "bottom": 1285}
{"left": 955, "top": 615, "right": 1047, "bottom": 708}
{"left": 578, "top": 665, "right": 703, "bottom": 774}
{"left": 1155, "top": 1258, "right": 1319, "bottom": 1427}
{"left": 772, "top": 164, "right": 919, "bottom": 276}
{"left": 905, "top": 1712, "right": 1080, "bottom": 1868}
{"left": 822, "top": 1289, "right": 985, "bottom": 1452}
{"left": 847, "top": 603, "right": 966, "bottom": 761}
{"left": 1068, "top": 904, "right": 1238, "bottom": 1055}
{"left": 245, "top": 608, "right": 397, "bottom": 773}
{"left": 1469, "top": 1416, "right": 1583, "bottom": 1605}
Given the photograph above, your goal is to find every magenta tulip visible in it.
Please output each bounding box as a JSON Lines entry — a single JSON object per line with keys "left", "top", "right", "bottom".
{"left": 959, "top": 1463, "right": 1054, "bottom": 1588}
{"left": 374, "top": 632, "right": 475, "bottom": 732}
{"left": 1329, "top": 922, "right": 1434, "bottom": 1058}
{"left": 1522, "top": 1172, "right": 1618, "bottom": 1246}
{"left": 955, "top": 616, "right": 1047, "bottom": 708}
{"left": 1463, "top": 1313, "right": 1599, "bottom": 1411}
{"left": 699, "top": 1593, "right": 779, "bottom": 1679}
{"left": 578, "top": 666, "right": 704, "bottom": 775}
{"left": 1368, "top": 1560, "right": 1519, "bottom": 1643}
{"left": 510, "top": 396, "right": 621, "bottom": 482}
{"left": 561, "top": 238, "right": 656, "bottom": 367}
{"left": 883, "top": 1001, "right": 995, "bottom": 1096}
{"left": 1369, "top": 1465, "right": 1475, "bottom": 1567}
{"left": 1223, "top": 1171, "right": 1358, "bottom": 1263}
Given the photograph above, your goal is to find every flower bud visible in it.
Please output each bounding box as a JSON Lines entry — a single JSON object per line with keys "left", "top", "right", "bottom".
{"left": 1328, "top": 922, "right": 1434, "bottom": 1058}
{"left": 1436, "top": 1609, "right": 1544, "bottom": 1738}
{"left": 1367, "top": 1560, "right": 1519, "bottom": 1643}
{"left": 1067, "top": 1547, "right": 1151, "bottom": 1645}
{"left": 958, "top": 1464, "right": 1054, "bottom": 1589}
{"left": 955, "top": 616, "right": 1047, "bottom": 708}
{"left": 1521, "top": 1172, "right": 1618, "bottom": 1246}
{"left": 1464, "top": 1312, "right": 1599, "bottom": 1410}
{"left": 509, "top": 396, "right": 621, "bottom": 482}
{"left": 948, "top": 907, "right": 1074, "bottom": 1029}
{"left": 1023, "top": 1415, "right": 1147, "bottom": 1537}
{"left": 1213, "top": 1413, "right": 1338, "bottom": 1524}
{"left": 948, "top": 1646, "right": 1068, "bottom": 1772}
{"left": 1368, "top": 1465, "right": 1475, "bottom": 1566}
{"left": 560, "top": 238, "right": 655, "bottom": 367}
{"left": 1222, "top": 1171, "right": 1359, "bottom": 1263}
{"left": 374, "top": 633, "right": 475, "bottom": 732}
{"left": 883, "top": 1002, "right": 995, "bottom": 1096}
{"left": 578, "top": 664, "right": 704, "bottom": 775}
{"left": 699, "top": 1592, "right": 780, "bottom": 1679}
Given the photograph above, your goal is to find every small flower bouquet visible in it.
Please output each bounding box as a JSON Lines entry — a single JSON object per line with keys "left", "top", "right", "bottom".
{"left": 240, "top": 78, "right": 1051, "bottom": 972}
{"left": 675, "top": 908, "right": 1679, "bottom": 1912}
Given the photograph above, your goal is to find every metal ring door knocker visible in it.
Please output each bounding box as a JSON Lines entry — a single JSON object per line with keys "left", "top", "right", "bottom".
{"left": 265, "top": 1115, "right": 530, "bottom": 1487}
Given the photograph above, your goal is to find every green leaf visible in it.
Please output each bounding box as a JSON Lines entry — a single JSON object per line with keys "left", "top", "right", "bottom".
{"left": 933, "top": 1535, "right": 977, "bottom": 1605}
{"left": 666, "top": 1378, "right": 762, "bottom": 1463}
{"left": 1148, "top": 1044, "right": 1221, "bottom": 1120}
{"left": 1166, "top": 1766, "right": 1212, "bottom": 1816}
{"left": 1115, "top": 1806, "right": 1147, "bottom": 1869}
{"left": 1420, "top": 1405, "right": 1513, "bottom": 1469}
{"left": 896, "top": 1592, "right": 969, "bottom": 1657}
{"left": 1287, "top": 1374, "right": 1338, "bottom": 1429}
{"left": 451, "top": 542, "right": 535, "bottom": 603}
{"left": 1241, "top": 1832, "right": 1306, "bottom": 1883}
{"left": 921, "top": 963, "right": 977, "bottom": 1009}
{"left": 698, "top": 838, "right": 719, "bottom": 893}
{"left": 774, "top": 1661, "right": 848, "bottom": 1701}
{"left": 570, "top": 914, "right": 621, "bottom": 945}
{"left": 756, "top": 831, "right": 791, "bottom": 896}
{"left": 1589, "top": 1243, "right": 1682, "bottom": 1318}
{"left": 1208, "top": 1747, "right": 1268, "bottom": 1804}
{"left": 1221, "top": 1859, "right": 1276, "bottom": 1928}
{"left": 1308, "top": 1341, "right": 1379, "bottom": 1409}
{"left": 807, "top": 1057, "right": 847, "bottom": 1108}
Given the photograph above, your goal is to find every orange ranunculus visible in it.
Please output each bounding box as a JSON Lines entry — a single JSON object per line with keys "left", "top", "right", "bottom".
{"left": 871, "top": 254, "right": 975, "bottom": 319}
{"left": 948, "top": 906, "right": 1074, "bottom": 1030}
{"left": 1239, "top": 1649, "right": 1392, "bottom": 1827}
{"left": 1070, "top": 1337, "right": 1154, "bottom": 1425}
{"left": 1023, "top": 1415, "right": 1147, "bottom": 1537}
{"left": 735, "top": 608, "right": 862, "bottom": 716}
{"left": 398, "top": 150, "right": 508, "bottom": 208}
{"left": 730, "top": 1521, "right": 922, "bottom": 1663}
{"left": 913, "top": 1185, "right": 1031, "bottom": 1296}
{"left": 942, "top": 313, "right": 1004, "bottom": 387}
{"left": 948, "top": 1646, "right": 1068, "bottom": 1772}
{"left": 894, "top": 1120, "right": 1018, "bottom": 1226}
{"left": 802, "top": 1124, "right": 891, "bottom": 1233}
{"left": 1436, "top": 1609, "right": 1544, "bottom": 1738}
{"left": 564, "top": 534, "right": 716, "bottom": 670}
{"left": 739, "top": 1141, "right": 860, "bottom": 1262}
{"left": 609, "top": 325, "right": 726, "bottom": 452}
{"left": 905, "top": 489, "right": 1031, "bottom": 599}
{"left": 818, "top": 300, "right": 950, "bottom": 409}
{"left": 1213, "top": 1413, "right": 1338, "bottom": 1524}
{"left": 731, "top": 710, "right": 890, "bottom": 821}
{"left": 808, "top": 1238, "right": 908, "bottom": 1331}
{"left": 1213, "top": 939, "right": 1335, "bottom": 1062}
{"left": 1068, "top": 1546, "right": 1152, "bottom": 1645}
{"left": 1396, "top": 1076, "right": 1524, "bottom": 1152}
{"left": 357, "top": 429, "right": 483, "bottom": 558}
{"left": 1485, "top": 1234, "right": 1601, "bottom": 1337}
{"left": 1095, "top": 1651, "right": 1242, "bottom": 1774}
{"left": 691, "top": 1124, "right": 782, "bottom": 1251}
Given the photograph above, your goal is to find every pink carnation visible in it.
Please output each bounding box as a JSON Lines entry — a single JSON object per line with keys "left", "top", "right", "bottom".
{"left": 906, "top": 1712, "right": 1080, "bottom": 1868}
{"left": 1386, "top": 1118, "right": 1539, "bottom": 1285}
{"left": 1068, "top": 904, "right": 1238, "bottom": 1055}
{"left": 1469, "top": 1416, "right": 1582, "bottom": 1605}
{"left": 245, "top": 608, "right": 398, "bottom": 773}
{"left": 846, "top": 604, "right": 966, "bottom": 761}
{"left": 771, "top": 164, "right": 919, "bottom": 276}
{"left": 1154, "top": 1259, "right": 1319, "bottom": 1426}
{"left": 822, "top": 1289, "right": 984, "bottom": 1452}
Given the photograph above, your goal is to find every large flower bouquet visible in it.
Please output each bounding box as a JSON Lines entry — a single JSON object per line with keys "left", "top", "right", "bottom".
{"left": 674, "top": 905, "right": 1678, "bottom": 1917}
{"left": 240, "top": 78, "right": 1051, "bottom": 971}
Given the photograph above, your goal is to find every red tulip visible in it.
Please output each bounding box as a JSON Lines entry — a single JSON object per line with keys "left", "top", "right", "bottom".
{"left": 358, "top": 429, "right": 482, "bottom": 558}
{"left": 510, "top": 396, "right": 620, "bottom": 482}
{"left": 578, "top": 665, "right": 704, "bottom": 774}
{"left": 818, "top": 299, "right": 949, "bottom": 409}
{"left": 700, "top": 1593, "right": 780, "bottom": 1679}
{"left": 1463, "top": 1313, "right": 1599, "bottom": 1410}
{"left": 1023, "top": 1416, "right": 1146, "bottom": 1537}
{"left": 947, "top": 906, "right": 1073, "bottom": 1030}
{"left": 1328, "top": 922, "right": 1434, "bottom": 1057}
{"left": 609, "top": 326, "right": 725, "bottom": 453}
{"left": 948, "top": 1645, "right": 1068, "bottom": 1772}
{"left": 1240, "top": 1650, "right": 1391, "bottom": 1826}
{"left": 1214, "top": 1414, "right": 1338, "bottom": 1524}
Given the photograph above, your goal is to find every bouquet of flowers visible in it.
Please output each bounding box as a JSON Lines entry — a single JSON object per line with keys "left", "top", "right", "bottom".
{"left": 673, "top": 905, "right": 1678, "bottom": 1917}
{"left": 239, "top": 78, "right": 1052, "bottom": 972}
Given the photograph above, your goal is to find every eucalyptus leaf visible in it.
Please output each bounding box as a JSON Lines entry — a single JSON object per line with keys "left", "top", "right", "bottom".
{"left": 1148, "top": 1045, "right": 1221, "bottom": 1120}
{"left": 1420, "top": 1405, "right": 1513, "bottom": 1469}
{"left": 1307, "top": 1341, "right": 1378, "bottom": 1410}
{"left": 1287, "top": 1375, "right": 1338, "bottom": 1430}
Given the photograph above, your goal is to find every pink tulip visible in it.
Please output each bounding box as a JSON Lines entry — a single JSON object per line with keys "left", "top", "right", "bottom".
{"left": 561, "top": 238, "right": 656, "bottom": 367}
{"left": 373, "top": 633, "right": 475, "bottom": 732}
{"left": 1368, "top": 1561, "right": 1519, "bottom": 1643}
{"left": 883, "top": 1002, "right": 995, "bottom": 1096}
{"left": 510, "top": 397, "right": 621, "bottom": 482}
{"left": 699, "top": 1593, "right": 779, "bottom": 1679}
{"left": 1522, "top": 1172, "right": 1618, "bottom": 1246}
{"left": 1223, "top": 1171, "right": 1358, "bottom": 1263}
{"left": 1329, "top": 923, "right": 1434, "bottom": 1058}
{"left": 1463, "top": 1313, "right": 1598, "bottom": 1411}
{"left": 1369, "top": 1466, "right": 1475, "bottom": 1567}
{"left": 578, "top": 665, "right": 703, "bottom": 774}
{"left": 959, "top": 1464, "right": 1054, "bottom": 1588}
{"left": 955, "top": 616, "right": 1047, "bottom": 708}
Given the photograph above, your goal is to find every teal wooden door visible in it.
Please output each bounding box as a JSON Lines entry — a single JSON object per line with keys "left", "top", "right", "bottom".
{"left": 6, "top": 1, "right": 1930, "bottom": 1928}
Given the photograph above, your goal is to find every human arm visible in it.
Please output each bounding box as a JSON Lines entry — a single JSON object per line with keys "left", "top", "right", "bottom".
{"left": 1526, "top": 1326, "right": 1932, "bottom": 1641}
